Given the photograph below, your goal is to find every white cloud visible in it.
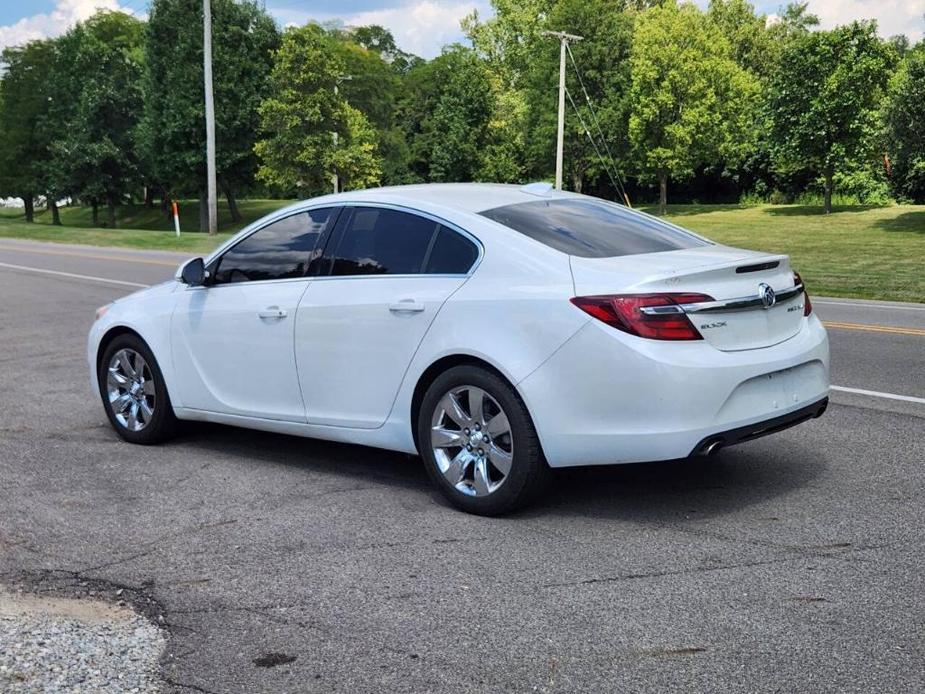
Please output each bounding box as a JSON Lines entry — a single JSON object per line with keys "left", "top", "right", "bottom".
{"left": 273, "top": 0, "right": 491, "bottom": 58}
{"left": 1, "top": 0, "right": 484, "bottom": 63}
{"left": 345, "top": 0, "right": 489, "bottom": 56}
{"left": 0, "top": 0, "right": 138, "bottom": 54}
{"left": 809, "top": 0, "right": 924, "bottom": 42}
{"left": 696, "top": 0, "right": 922, "bottom": 41}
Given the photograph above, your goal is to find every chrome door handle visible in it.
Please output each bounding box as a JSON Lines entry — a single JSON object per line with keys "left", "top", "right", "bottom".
{"left": 258, "top": 306, "right": 287, "bottom": 320}
{"left": 389, "top": 301, "right": 425, "bottom": 314}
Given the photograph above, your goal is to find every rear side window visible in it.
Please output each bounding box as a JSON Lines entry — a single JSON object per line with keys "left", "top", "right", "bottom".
{"left": 479, "top": 198, "right": 709, "bottom": 258}
{"left": 325, "top": 208, "right": 478, "bottom": 276}
{"left": 213, "top": 209, "right": 333, "bottom": 284}
{"left": 425, "top": 226, "right": 479, "bottom": 274}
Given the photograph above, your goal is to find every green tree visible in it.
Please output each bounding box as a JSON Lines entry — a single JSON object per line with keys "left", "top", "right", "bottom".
{"left": 351, "top": 24, "right": 399, "bottom": 55}
{"left": 707, "top": 0, "right": 773, "bottom": 77}
{"left": 463, "top": 0, "right": 557, "bottom": 185}
{"left": 398, "top": 45, "right": 493, "bottom": 182}
{"left": 43, "top": 11, "right": 145, "bottom": 227}
{"left": 333, "top": 39, "right": 397, "bottom": 130}
{"left": 349, "top": 24, "right": 421, "bottom": 74}
{"left": 628, "top": 1, "right": 758, "bottom": 213}
{"left": 140, "top": 0, "right": 277, "bottom": 231}
{"left": 884, "top": 44, "right": 925, "bottom": 202}
{"left": 330, "top": 27, "right": 412, "bottom": 185}
{"left": 255, "top": 24, "right": 381, "bottom": 195}
{"left": 212, "top": 0, "right": 278, "bottom": 221}
{"left": 464, "top": 0, "right": 555, "bottom": 90}
{"left": 727, "top": 1, "right": 819, "bottom": 201}
{"left": 522, "top": 0, "right": 634, "bottom": 194}
{"left": 768, "top": 21, "right": 895, "bottom": 213}
{"left": 477, "top": 82, "right": 528, "bottom": 183}
{"left": 0, "top": 40, "right": 56, "bottom": 223}
{"left": 767, "top": 2, "right": 819, "bottom": 43}
{"left": 330, "top": 105, "right": 383, "bottom": 190}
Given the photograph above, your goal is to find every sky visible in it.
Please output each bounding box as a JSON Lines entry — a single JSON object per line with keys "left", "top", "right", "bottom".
{"left": 1, "top": 0, "right": 923, "bottom": 59}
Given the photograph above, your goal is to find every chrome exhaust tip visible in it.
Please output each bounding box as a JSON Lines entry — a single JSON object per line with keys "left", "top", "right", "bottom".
{"left": 700, "top": 438, "right": 724, "bottom": 456}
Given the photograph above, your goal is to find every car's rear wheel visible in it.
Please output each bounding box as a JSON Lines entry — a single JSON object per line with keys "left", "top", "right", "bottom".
{"left": 418, "top": 365, "right": 550, "bottom": 515}
{"left": 98, "top": 334, "right": 177, "bottom": 445}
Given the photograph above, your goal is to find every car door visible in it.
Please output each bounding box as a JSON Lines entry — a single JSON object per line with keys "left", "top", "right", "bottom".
{"left": 171, "top": 208, "right": 337, "bottom": 422}
{"left": 295, "top": 206, "right": 481, "bottom": 429}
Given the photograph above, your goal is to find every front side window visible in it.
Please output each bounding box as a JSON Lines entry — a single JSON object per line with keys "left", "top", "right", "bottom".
{"left": 212, "top": 209, "right": 333, "bottom": 284}
{"left": 480, "top": 198, "right": 710, "bottom": 258}
{"left": 326, "top": 208, "right": 476, "bottom": 277}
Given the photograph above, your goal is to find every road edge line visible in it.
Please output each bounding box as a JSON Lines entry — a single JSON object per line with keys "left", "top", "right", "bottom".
{"left": 0, "top": 261, "right": 149, "bottom": 289}
{"left": 831, "top": 386, "right": 925, "bottom": 405}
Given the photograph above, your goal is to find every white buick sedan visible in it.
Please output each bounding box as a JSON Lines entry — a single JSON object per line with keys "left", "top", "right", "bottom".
{"left": 89, "top": 183, "right": 829, "bottom": 514}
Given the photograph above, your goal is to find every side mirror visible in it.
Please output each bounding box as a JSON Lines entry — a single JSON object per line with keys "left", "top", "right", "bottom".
{"left": 178, "top": 257, "right": 207, "bottom": 286}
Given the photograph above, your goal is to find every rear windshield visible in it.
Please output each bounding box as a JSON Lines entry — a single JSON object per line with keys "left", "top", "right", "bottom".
{"left": 479, "top": 198, "right": 710, "bottom": 258}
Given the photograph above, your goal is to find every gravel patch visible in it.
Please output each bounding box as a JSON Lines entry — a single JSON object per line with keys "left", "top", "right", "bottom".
{"left": 0, "top": 587, "right": 166, "bottom": 693}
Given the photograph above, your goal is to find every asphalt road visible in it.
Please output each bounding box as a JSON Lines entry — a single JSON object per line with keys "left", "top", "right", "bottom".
{"left": 1, "top": 238, "right": 923, "bottom": 693}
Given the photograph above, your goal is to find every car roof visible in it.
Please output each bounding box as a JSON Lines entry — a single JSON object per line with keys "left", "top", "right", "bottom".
{"left": 209, "top": 183, "right": 580, "bottom": 264}
{"left": 302, "top": 182, "right": 574, "bottom": 215}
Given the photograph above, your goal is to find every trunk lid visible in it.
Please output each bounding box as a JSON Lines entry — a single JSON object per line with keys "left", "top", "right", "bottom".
{"left": 570, "top": 246, "right": 805, "bottom": 351}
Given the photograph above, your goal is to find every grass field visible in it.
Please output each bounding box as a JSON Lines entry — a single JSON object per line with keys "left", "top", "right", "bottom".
{"left": 0, "top": 198, "right": 283, "bottom": 235}
{"left": 1, "top": 201, "right": 923, "bottom": 302}
{"left": 649, "top": 204, "right": 925, "bottom": 303}
{"left": 0, "top": 199, "right": 279, "bottom": 254}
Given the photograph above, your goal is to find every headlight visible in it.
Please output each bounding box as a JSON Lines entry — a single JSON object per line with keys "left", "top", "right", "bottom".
{"left": 95, "top": 304, "right": 111, "bottom": 321}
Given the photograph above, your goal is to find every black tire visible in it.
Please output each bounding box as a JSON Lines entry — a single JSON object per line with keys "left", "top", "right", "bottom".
{"left": 98, "top": 333, "right": 177, "bottom": 445}
{"left": 417, "top": 365, "right": 551, "bottom": 515}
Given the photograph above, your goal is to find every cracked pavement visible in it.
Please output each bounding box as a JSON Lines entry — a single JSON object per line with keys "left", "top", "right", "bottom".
{"left": 1, "top": 245, "right": 924, "bottom": 693}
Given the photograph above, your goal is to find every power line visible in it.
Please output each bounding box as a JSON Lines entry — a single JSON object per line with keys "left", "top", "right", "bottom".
{"left": 564, "top": 87, "right": 624, "bottom": 201}
{"left": 565, "top": 42, "right": 631, "bottom": 207}
{"left": 566, "top": 46, "right": 630, "bottom": 207}
{"left": 565, "top": 42, "right": 629, "bottom": 206}
{"left": 119, "top": 0, "right": 150, "bottom": 17}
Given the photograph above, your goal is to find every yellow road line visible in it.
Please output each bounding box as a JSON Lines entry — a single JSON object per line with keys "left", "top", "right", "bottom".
{"left": 822, "top": 321, "right": 925, "bottom": 337}
{"left": 0, "top": 244, "right": 180, "bottom": 267}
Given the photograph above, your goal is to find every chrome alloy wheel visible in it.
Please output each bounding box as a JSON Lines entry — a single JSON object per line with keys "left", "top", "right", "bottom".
{"left": 430, "top": 386, "right": 514, "bottom": 497}
{"left": 106, "top": 348, "right": 155, "bottom": 432}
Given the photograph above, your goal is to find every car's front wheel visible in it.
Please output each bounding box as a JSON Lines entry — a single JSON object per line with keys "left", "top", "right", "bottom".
{"left": 98, "top": 334, "right": 177, "bottom": 445}
{"left": 418, "top": 365, "right": 551, "bottom": 515}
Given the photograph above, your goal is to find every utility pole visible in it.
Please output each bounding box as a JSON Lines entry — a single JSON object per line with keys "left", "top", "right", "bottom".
{"left": 541, "top": 31, "right": 583, "bottom": 190}
{"left": 203, "top": 0, "right": 218, "bottom": 235}
{"left": 332, "top": 76, "right": 352, "bottom": 194}
{"left": 332, "top": 83, "right": 340, "bottom": 194}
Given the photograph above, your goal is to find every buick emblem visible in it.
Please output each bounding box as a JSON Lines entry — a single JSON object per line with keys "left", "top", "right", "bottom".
{"left": 758, "top": 283, "right": 776, "bottom": 309}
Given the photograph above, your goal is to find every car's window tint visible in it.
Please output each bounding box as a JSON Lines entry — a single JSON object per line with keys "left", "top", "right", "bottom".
{"left": 213, "top": 209, "right": 332, "bottom": 284}
{"left": 425, "top": 225, "right": 479, "bottom": 274}
{"left": 479, "top": 198, "right": 710, "bottom": 258}
{"left": 327, "top": 208, "right": 439, "bottom": 276}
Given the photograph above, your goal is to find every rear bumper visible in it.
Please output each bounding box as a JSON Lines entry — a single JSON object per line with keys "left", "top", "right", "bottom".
{"left": 517, "top": 314, "right": 830, "bottom": 467}
{"left": 688, "top": 396, "right": 828, "bottom": 458}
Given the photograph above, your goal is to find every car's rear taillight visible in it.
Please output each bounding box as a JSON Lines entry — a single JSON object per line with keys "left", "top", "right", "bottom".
{"left": 570, "top": 293, "right": 713, "bottom": 340}
{"left": 794, "top": 272, "right": 812, "bottom": 316}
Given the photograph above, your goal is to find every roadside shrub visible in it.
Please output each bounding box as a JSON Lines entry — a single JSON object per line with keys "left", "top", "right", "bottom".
{"left": 738, "top": 192, "right": 767, "bottom": 206}
{"left": 768, "top": 190, "right": 791, "bottom": 205}
{"left": 740, "top": 190, "right": 793, "bottom": 204}
{"left": 799, "top": 167, "right": 894, "bottom": 206}
{"left": 892, "top": 161, "right": 925, "bottom": 204}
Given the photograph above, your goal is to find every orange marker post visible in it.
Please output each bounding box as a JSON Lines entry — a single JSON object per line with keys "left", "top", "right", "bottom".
{"left": 172, "top": 201, "right": 181, "bottom": 237}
